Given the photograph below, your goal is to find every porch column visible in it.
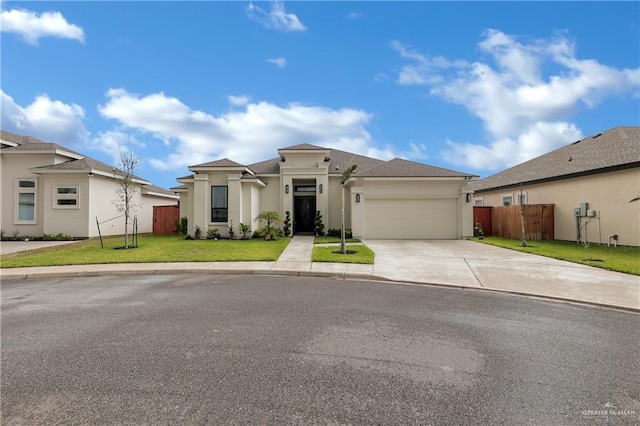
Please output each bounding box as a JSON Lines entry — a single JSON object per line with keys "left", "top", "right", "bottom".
{"left": 227, "top": 173, "right": 242, "bottom": 238}
{"left": 193, "top": 174, "right": 210, "bottom": 238}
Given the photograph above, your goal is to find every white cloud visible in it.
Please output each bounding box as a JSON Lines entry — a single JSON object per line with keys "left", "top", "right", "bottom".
{"left": 0, "top": 8, "right": 85, "bottom": 45}
{"left": 393, "top": 30, "right": 640, "bottom": 170}
{"left": 228, "top": 95, "right": 250, "bottom": 106}
{"left": 267, "top": 57, "right": 287, "bottom": 68}
{"left": 97, "top": 88, "right": 395, "bottom": 171}
{"left": 348, "top": 12, "right": 363, "bottom": 20}
{"left": 91, "top": 130, "right": 144, "bottom": 166}
{"left": 247, "top": 1, "right": 306, "bottom": 32}
{"left": 0, "top": 89, "right": 88, "bottom": 145}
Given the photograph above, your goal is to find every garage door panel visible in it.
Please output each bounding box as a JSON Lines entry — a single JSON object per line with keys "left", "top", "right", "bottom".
{"left": 364, "top": 198, "right": 457, "bottom": 239}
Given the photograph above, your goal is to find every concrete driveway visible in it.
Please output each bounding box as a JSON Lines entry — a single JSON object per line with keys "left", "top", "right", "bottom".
{"left": 364, "top": 240, "right": 640, "bottom": 310}
{"left": 0, "top": 240, "right": 81, "bottom": 255}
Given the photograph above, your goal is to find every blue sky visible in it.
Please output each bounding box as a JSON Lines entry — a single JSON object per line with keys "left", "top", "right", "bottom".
{"left": 2, "top": 1, "right": 639, "bottom": 190}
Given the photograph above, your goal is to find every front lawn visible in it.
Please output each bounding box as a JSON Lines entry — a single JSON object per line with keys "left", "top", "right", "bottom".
{"left": 474, "top": 236, "right": 640, "bottom": 275}
{"left": 313, "top": 236, "right": 361, "bottom": 244}
{"left": 312, "top": 244, "right": 375, "bottom": 264}
{"left": 0, "top": 235, "right": 291, "bottom": 268}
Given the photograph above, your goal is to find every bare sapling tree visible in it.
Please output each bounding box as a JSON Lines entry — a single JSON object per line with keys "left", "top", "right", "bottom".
{"left": 339, "top": 164, "right": 357, "bottom": 254}
{"left": 113, "top": 147, "right": 141, "bottom": 249}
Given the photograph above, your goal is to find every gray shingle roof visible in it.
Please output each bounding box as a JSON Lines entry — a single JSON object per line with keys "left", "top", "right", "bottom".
{"left": 472, "top": 126, "right": 640, "bottom": 192}
{"left": 191, "top": 158, "right": 246, "bottom": 168}
{"left": 356, "top": 158, "right": 474, "bottom": 178}
{"left": 278, "top": 142, "right": 328, "bottom": 151}
{"left": 142, "top": 184, "right": 178, "bottom": 196}
{"left": 247, "top": 157, "right": 281, "bottom": 174}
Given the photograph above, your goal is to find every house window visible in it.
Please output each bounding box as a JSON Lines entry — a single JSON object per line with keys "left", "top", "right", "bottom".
{"left": 474, "top": 198, "right": 484, "bottom": 206}
{"left": 16, "top": 179, "right": 37, "bottom": 223}
{"left": 517, "top": 192, "right": 527, "bottom": 205}
{"left": 294, "top": 185, "right": 316, "bottom": 193}
{"left": 501, "top": 195, "right": 513, "bottom": 206}
{"left": 53, "top": 185, "right": 79, "bottom": 208}
{"left": 211, "top": 186, "right": 228, "bottom": 222}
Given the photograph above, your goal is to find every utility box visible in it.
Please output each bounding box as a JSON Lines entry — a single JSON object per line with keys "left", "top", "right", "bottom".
{"left": 587, "top": 210, "right": 596, "bottom": 217}
{"left": 580, "top": 202, "right": 589, "bottom": 217}
{"left": 574, "top": 207, "right": 581, "bottom": 217}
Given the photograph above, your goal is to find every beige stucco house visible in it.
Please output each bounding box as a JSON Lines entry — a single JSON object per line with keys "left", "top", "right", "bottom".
{"left": 173, "top": 144, "right": 477, "bottom": 239}
{"left": 1, "top": 130, "right": 179, "bottom": 239}
{"left": 472, "top": 126, "right": 640, "bottom": 247}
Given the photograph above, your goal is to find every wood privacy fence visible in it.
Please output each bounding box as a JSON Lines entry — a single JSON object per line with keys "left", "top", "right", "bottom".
{"left": 473, "top": 205, "right": 554, "bottom": 240}
{"left": 153, "top": 205, "right": 180, "bottom": 235}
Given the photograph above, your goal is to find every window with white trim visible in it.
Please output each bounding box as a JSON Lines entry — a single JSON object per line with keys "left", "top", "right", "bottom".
{"left": 517, "top": 192, "right": 527, "bottom": 205}
{"left": 474, "top": 198, "right": 484, "bottom": 206}
{"left": 501, "top": 195, "right": 513, "bottom": 206}
{"left": 211, "top": 185, "right": 228, "bottom": 222}
{"left": 53, "top": 185, "right": 79, "bottom": 209}
{"left": 16, "top": 179, "right": 37, "bottom": 223}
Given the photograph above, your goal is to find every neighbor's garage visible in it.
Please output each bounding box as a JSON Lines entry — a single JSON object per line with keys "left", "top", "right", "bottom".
{"left": 363, "top": 198, "right": 458, "bottom": 239}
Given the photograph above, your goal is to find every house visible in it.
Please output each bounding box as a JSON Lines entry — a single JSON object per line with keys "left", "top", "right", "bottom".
{"left": 173, "top": 144, "right": 477, "bottom": 239}
{"left": 0, "top": 130, "right": 179, "bottom": 239}
{"left": 471, "top": 126, "right": 640, "bottom": 246}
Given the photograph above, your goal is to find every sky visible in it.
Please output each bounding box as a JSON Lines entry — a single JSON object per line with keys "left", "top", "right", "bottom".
{"left": 2, "top": 1, "right": 639, "bottom": 190}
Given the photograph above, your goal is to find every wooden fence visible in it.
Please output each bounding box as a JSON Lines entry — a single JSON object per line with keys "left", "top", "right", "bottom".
{"left": 153, "top": 205, "right": 180, "bottom": 235}
{"left": 473, "top": 205, "right": 554, "bottom": 240}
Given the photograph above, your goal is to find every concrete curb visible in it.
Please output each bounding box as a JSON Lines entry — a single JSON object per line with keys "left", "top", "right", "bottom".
{"left": 2, "top": 267, "right": 638, "bottom": 314}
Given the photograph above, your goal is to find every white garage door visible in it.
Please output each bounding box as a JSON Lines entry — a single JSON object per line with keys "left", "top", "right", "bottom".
{"left": 364, "top": 198, "right": 458, "bottom": 239}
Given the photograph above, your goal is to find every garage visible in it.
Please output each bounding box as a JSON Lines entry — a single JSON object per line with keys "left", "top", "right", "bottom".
{"left": 363, "top": 198, "right": 458, "bottom": 239}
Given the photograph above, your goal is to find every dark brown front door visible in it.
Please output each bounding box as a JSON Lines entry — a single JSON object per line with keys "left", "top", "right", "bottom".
{"left": 294, "top": 196, "right": 316, "bottom": 234}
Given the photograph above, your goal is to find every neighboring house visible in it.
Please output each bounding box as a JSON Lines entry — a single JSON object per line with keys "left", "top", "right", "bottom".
{"left": 471, "top": 126, "right": 640, "bottom": 246}
{"left": 173, "top": 144, "right": 477, "bottom": 239}
{"left": 1, "top": 130, "right": 179, "bottom": 239}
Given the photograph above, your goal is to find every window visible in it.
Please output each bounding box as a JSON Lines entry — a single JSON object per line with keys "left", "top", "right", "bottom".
{"left": 517, "top": 192, "right": 527, "bottom": 205}
{"left": 53, "top": 185, "right": 79, "bottom": 208}
{"left": 474, "top": 198, "right": 484, "bottom": 206}
{"left": 211, "top": 186, "right": 228, "bottom": 222}
{"left": 16, "top": 179, "right": 37, "bottom": 223}
{"left": 294, "top": 185, "right": 316, "bottom": 193}
{"left": 501, "top": 195, "right": 513, "bottom": 206}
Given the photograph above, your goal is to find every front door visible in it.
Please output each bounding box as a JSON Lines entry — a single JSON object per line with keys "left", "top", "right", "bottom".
{"left": 294, "top": 196, "right": 316, "bottom": 234}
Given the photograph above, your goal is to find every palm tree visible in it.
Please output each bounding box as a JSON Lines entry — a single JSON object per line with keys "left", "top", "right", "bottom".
{"left": 339, "top": 164, "right": 357, "bottom": 254}
{"left": 256, "top": 211, "right": 282, "bottom": 240}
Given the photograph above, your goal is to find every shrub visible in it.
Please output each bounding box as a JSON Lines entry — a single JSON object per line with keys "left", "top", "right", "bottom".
{"left": 12, "top": 230, "right": 20, "bottom": 241}
{"left": 0, "top": 229, "right": 4, "bottom": 240}
{"left": 55, "top": 233, "right": 65, "bottom": 241}
{"left": 256, "top": 211, "right": 282, "bottom": 240}
{"left": 314, "top": 211, "right": 325, "bottom": 236}
{"left": 194, "top": 225, "right": 202, "bottom": 240}
{"left": 64, "top": 234, "right": 74, "bottom": 241}
{"left": 239, "top": 223, "right": 250, "bottom": 240}
{"left": 327, "top": 228, "right": 340, "bottom": 237}
{"left": 42, "top": 233, "right": 53, "bottom": 241}
{"left": 184, "top": 234, "right": 193, "bottom": 240}
{"left": 474, "top": 223, "right": 484, "bottom": 238}
{"left": 207, "top": 228, "right": 220, "bottom": 239}
{"left": 345, "top": 229, "right": 353, "bottom": 239}
{"left": 179, "top": 217, "right": 188, "bottom": 235}
{"left": 228, "top": 222, "right": 235, "bottom": 240}
{"left": 283, "top": 211, "right": 291, "bottom": 237}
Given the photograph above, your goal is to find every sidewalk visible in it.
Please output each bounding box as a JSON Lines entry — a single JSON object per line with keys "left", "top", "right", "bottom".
{"left": 1, "top": 237, "right": 638, "bottom": 313}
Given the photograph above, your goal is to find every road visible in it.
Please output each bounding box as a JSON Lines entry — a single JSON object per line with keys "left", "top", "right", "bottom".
{"left": 2, "top": 274, "right": 639, "bottom": 424}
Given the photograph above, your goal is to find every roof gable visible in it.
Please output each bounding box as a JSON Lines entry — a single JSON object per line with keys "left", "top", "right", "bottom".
{"left": 191, "top": 158, "right": 246, "bottom": 168}
{"left": 473, "top": 126, "right": 640, "bottom": 192}
{"left": 278, "top": 142, "right": 327, "bottom": 151}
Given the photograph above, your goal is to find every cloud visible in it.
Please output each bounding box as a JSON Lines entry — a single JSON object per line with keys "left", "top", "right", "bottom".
{"left": 247, "top": 1, "right": 306, "bottom": 32}
{"left": 267, "top": 57, "right": 287, "bottom": 68}
{"left": 348, "top": 12, "right": 363, "bottom": 20}
{"left": 91, "top": 130, "right": 144, "bottom": 166}
{"left": 228, "top": 95, "right": 250, "bottom": 106}
{"left": 0, "top": 8, "right": 85, "bottom": 45}
{"left": 1, "top": 89, "right": 88, "bottom": 145}
{"left": 97, "top": 88, "right": 395, "bottom": 171}
{"left": 393, "top": 30, "right": 640, "bottom": 170}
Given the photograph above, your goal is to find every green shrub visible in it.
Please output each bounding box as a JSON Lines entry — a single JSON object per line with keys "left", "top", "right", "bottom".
{"left": 194, "top": 225, "right": 202, "bottom": 240}
{"left": 283, "top": 211, "right": 291, "bottom": 237}
{"left": 239, "top": 223, "right": 250, "bottom": 240}
{"left": 179, "top": 217, "right": 188, "bottom": 235}
{"left": 314, "top": 211, "right": 325, "bottom": 236}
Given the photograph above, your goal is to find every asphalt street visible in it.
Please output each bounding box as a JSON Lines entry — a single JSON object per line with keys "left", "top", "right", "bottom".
{"left": 2, "top": 274, "right": 639, "bottom": 425}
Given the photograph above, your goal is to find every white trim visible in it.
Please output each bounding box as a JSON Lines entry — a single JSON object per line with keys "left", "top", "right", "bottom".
{"left": 516, "top": 192, "right": 528, "bottom": 205}
{"left": 474, "top": 197, "right": 484, "bottom": 206}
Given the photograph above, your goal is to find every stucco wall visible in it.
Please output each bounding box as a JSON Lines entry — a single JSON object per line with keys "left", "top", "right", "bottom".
{"left": 475, "top": 168, "right": 640, "bottom": 246}
{"left": 41, "top": 174, "right": 90, "bottom": 237}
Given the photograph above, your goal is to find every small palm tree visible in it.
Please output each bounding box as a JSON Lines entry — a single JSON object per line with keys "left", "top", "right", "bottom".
{"left": 256, "top": 211, "right": 282, "bottom": 240}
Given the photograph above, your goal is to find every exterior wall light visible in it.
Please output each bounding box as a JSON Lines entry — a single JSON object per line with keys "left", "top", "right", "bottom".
{"left": 356, "top": 194, "right": 361, "bottom": 203}
{"left": 466, "top": 193, "right": 472, "bottom": 203}
{"left": 319, "top": 184, "right": 323, "bottom": 193}
{"left": 285, "top": 184, "right": 289, "bottom": 194}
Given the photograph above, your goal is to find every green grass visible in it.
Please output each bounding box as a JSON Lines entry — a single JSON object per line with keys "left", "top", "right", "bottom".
{"left": 0, "top": 234, "right": 291, "bottom": 268}
{"left": 312, "top": 244, "right": 375, "bottom": 264}
{"left": 474, "top": 236, "right": 640, "bottom": 276}
{"left": 313, "top": 236, "right": 361, "bottom": 244}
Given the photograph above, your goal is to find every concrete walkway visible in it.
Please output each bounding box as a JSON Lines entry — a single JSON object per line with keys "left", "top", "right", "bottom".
{"left": 1, "top": 237, "right": 638, "bottom": 312}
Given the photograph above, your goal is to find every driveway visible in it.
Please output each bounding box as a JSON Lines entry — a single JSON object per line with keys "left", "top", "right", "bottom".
{"left": 364, "top": 240, "right": 640, "bottom": 310}
{"left": 0, "top": 240, "right": 81, "bottom": 255}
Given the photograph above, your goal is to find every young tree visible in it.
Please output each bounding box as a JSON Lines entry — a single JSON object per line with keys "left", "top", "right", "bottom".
{"left": 113, "top": 148, "right": 141, "bottom": 249}
{"left": 339, "top": 164, "right": 357, "bottom": 254}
